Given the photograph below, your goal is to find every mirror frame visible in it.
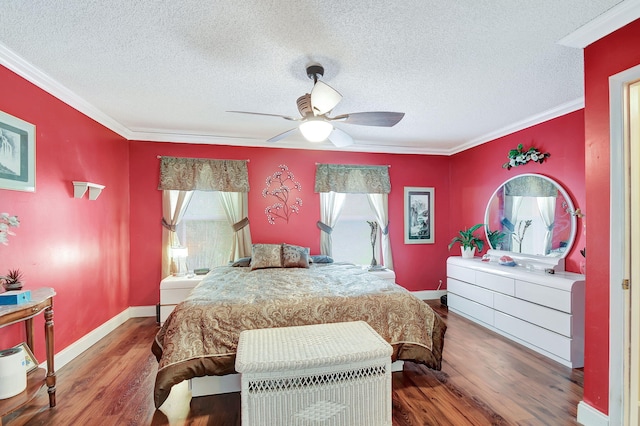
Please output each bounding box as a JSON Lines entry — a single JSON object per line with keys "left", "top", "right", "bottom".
{"left": 484, "top": 173, "right": 577, "bottom": 259}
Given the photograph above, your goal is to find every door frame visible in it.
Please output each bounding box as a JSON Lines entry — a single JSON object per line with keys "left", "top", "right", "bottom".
{"left": 609, "top": 63, "right": 640, "bottom": 426}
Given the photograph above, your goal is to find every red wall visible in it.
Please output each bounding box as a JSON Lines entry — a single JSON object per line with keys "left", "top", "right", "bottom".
{"left": 582, "top": 18, "right": 640, "bottom": 415}
{"left": 449, "top": 110, "right": 586, "bottom": 272}
{"left": 0, "top": 66, "right": 130, "bottom": 363}
{"left": 129, "top": 143, "right": 451, "bottom": 306}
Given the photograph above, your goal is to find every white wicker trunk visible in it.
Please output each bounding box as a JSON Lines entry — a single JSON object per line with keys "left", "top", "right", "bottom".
{"left": 235, "top": 321, "right": 393, "bottom": 426}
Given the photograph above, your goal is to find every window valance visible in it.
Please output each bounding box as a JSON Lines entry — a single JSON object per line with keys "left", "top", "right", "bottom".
{"left": 158, "top": 156, "right": 250, "bottom": 192}
{"left": 505, "top": 176, "right": 557, "bottom": 197}
{"left": 314, "top": 164, "right": 391, "bottom": 194}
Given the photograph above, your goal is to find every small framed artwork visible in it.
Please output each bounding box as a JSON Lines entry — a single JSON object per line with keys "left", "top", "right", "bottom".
{"left": 0, "top": 109, "right": 36, "bottom": 192}
{"left": 404, "top": 187, "right": 435, "bottom": 244}
{"left": 13, "top": 342, "right": 38, "bottom": 373}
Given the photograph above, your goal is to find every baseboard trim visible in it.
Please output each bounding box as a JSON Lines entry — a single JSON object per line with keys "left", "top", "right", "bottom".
{"left": 40, "top": 305, "right": 156, "bottom": 370}
{"left": 129, "top": 305, "right": 157, "bottom": 318}
{"left": 412, "top": 290, "right": 447, "bottom": 300}
{"left": 577, "top": 401, "right": 609, "bottom": 426}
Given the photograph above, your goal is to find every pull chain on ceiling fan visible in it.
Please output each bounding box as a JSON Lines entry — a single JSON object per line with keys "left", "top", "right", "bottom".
{"left": 228, "top": 64, "right": 405, "bottom": 148}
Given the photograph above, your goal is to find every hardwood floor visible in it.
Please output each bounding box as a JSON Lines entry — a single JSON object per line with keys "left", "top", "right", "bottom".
{"left": 3, "top": 301, "right": 583, "bottom": 425}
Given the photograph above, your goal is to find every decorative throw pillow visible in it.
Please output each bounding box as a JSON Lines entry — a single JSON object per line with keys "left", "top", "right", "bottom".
{"left": 310, "top": 254, "right": 334, "bottom": 264}
{"left": 282, "top": 244, "right": 310, "bottom": 268}
{"left": 230, "top": 257, "right": 251, "bottom": 267}
{"left": 250, "top": 244, "right": 283, "bottom": 270}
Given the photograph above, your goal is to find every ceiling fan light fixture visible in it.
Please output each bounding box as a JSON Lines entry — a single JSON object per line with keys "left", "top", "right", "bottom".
{"left": 299, "top": 119, "right": 333, "bottom": 142}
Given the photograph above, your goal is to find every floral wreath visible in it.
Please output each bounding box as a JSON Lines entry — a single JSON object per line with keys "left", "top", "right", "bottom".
{"left": 503, "top": 144, "right": 550, "bottom": 170}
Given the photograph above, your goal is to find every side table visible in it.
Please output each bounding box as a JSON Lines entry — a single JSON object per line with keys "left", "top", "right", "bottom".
{"left": 0, "top": 287, "right": 56, "bottom": 424}
{"left": 160, "top": 275, "right": 204, "bottom": 324}
{"left": 366, "top": 267, "right": 396, "bottom": 283}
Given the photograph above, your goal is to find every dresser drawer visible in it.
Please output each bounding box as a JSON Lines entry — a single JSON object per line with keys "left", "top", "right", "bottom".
{"left": 447, "top": 264, "right": 475, "bottom": 283}
{"left": 448, "top": 293, "right": 494, "bottom": 326}
{"left": 494, "top": 293, "right": 572, "bottom": 337}
{"left": 494, "top": 311, "right": 572, "bottom": 361}
{"left": 447, "top": 278, "right": 493, "bottom": 308}
{"left": 476, "top": 271, "right": 515, "bottom": 295}
{"left": 515, "top": 280, "right": 572, "bottom": 313}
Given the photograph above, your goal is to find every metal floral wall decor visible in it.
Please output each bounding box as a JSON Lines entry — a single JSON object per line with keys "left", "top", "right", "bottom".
{"left": 263, "top": 164, "right": 303, "bottom": 224}
{"left": 502, "top": 143, "right": 550, "bottom": 170}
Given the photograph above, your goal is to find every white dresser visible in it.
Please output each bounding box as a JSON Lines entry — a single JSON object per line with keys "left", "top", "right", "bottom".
{"left": 446, "top": 253, "right": 585, "bottom": 368}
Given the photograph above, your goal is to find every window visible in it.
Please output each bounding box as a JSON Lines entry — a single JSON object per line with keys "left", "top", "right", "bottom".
{"left": 175, "top": 191, "right": 233, "bottom": 270}
{"left": 331, "top": 193, "right": 380, "bottom": 265}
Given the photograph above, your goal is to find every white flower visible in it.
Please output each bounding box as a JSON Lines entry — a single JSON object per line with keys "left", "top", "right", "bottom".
{"left": 0, "top": 213, "right": 19, "bottom": 245}
{"left": 530, "top": 153, "right": 539, "bottom": 161}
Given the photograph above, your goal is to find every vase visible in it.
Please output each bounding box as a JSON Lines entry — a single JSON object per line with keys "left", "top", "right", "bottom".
{"left": 2, "top": 282, "right": 22, "bottom": 291}
{"left": 461, "top": 247, "right": 476, "bottom": 259}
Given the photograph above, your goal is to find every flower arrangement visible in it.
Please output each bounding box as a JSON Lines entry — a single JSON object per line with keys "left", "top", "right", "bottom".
{"left": 262, "top": 165, "right": 303, "bottom": 225}
{"left": 502, "top": 144, "right": 550, "bottom": 170}
{"left": 0, "top": 212, "right": 20, "bottom": 245}
{"left": 512, "top": 219, "right": 533, "bottom": 253}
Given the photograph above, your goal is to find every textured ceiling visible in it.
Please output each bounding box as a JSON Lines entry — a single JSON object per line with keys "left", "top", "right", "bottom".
{"left": 0, "top": 0, "right": 626, "bottom": 154}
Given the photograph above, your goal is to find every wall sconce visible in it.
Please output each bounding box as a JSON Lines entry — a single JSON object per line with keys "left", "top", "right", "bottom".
{"left": 73, "top": 182, "right": 105, "bottom": 200}
{"left": 171, "top": 246, "right": 189, "bottom": 276}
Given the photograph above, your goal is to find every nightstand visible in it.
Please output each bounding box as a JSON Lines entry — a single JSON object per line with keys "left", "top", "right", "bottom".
{"left": 367, "top": 267, "right": 396, "bottom": 283}
{"left": 159, "top": 275, "right": 204, "bottom": 324}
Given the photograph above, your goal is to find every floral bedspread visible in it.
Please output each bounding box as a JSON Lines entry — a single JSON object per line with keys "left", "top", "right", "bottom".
{"left": 152, "top": 263, "right": 446, "bottom": 408}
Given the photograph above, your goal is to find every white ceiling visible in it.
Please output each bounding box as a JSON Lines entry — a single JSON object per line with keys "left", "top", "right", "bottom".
{"left": 0, "top": 0, "right": 630, "bottom": 155}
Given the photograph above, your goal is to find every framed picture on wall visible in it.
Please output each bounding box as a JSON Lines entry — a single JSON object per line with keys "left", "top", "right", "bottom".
{"left": 0, "top": 109, "right": 36, "bottom": 192}
{"left": 404, "top": 186, "right": 435, "bottom": 244}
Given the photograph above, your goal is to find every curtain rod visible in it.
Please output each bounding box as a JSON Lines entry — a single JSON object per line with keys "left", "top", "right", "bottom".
{"left": 156, "top": 156, "right": 249, "bottom": 162}
{"left": 315, "top": 162, "right": 390, "bottom": 167}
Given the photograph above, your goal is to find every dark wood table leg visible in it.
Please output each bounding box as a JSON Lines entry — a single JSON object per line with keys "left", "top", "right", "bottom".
{"left": 44, "top": 305, "right": 56, "bottom": 408}
{"left": 25, "top": 318, "right": 34, "bottom": 353}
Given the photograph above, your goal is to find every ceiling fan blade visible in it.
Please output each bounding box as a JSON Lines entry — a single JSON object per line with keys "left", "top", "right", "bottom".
{"left": 267, "top": 128, "right": 298, "bottom": 143}
{"left": 330, "top": 111, "right": 405, "bottom": 127}
{"left": 227, "top": 111, "right": 299, "bottom": 121}
{"left": 310, "top": 81, "right": 342, "bottom": 115}
{"left": 328, "top": 128, "right": 354, "bottom": 148}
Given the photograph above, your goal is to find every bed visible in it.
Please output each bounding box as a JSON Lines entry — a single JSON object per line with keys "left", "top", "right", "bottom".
{"left": 152, "top": 258, "right": 446, "bottom": 408}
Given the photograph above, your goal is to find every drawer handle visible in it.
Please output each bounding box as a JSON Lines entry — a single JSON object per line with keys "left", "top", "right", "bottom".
{"left": 32, "top": 307, "right": 40, "bottom": 313}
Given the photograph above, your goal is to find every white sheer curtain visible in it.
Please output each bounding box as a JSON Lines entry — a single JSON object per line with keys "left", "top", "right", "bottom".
{"left": 504, "top": 195, "right": 523, "bottom": 252}
{"left": 218, "top": 191, "right": 252, "bottom": 261}
{"left": 161, "top": 190, "right": 193, "bottom": 278}
{"left": 318, "top": 192, "right": 346, "bottom": 256}
{"left": 367, "top": 193, "right": 393, "bottom": 269}
{"left": 536, "top": 196, "right": 556, "bottom": 254}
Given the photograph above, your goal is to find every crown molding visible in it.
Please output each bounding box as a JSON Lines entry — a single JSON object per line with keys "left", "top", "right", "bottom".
{"left": 558, "top": 0, "right": 640, "bottom": 48}
{"left": 448, "top": 98, "right": 585, "bottom": 155}
{"left": 128, "top": 128, "right": 451, "bottom": 155}
{"left": 0, "top": 41, "right": 131, "bottom": 138}
{"left": 0, "top": 40, "right": 588, "bottom": 156}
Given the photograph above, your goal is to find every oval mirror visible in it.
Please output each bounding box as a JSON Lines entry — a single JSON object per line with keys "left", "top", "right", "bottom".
{"left": 484, "top": 174, "right": 576, "bottom": 258}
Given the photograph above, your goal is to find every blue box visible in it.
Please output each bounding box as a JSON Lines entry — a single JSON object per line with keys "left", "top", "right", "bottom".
{"left": 0, "top": 290, "right": 31, "bottom": 305}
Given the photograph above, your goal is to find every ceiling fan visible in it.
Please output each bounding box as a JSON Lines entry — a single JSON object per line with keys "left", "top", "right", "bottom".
{"left": 228, "top": 64, "right": 405, "bottom": 148}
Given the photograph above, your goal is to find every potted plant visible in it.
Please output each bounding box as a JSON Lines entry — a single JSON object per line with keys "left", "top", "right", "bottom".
{"left": 1, "top": 268, "right": 24, "bottom": 291}
{"left": 486, "top": 229, "right": 506, "bottom": 250}
{"left": 448, "top": 224, "right": 485, "bottom": 258}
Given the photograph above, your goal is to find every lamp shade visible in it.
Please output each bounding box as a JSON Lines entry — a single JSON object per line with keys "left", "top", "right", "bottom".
{"left": 171, "top": 246, "right": 188, "bottom": 258}
{"left": 299, "top": 119, "right": 333, "bottom": 142}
